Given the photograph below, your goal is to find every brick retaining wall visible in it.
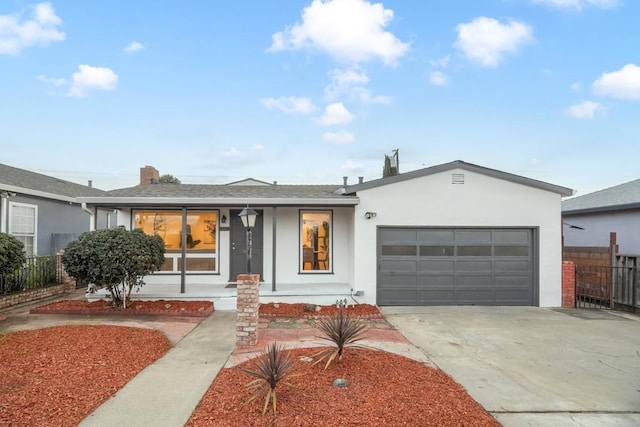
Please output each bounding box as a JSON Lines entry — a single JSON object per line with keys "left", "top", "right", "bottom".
{"left": 0, "top": 284, "right": 65, "bottom": 310}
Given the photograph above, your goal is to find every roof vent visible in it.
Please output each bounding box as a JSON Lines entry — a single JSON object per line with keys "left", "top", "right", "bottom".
{"left": 452, "top": 173, "right": 464, "bottom": 184}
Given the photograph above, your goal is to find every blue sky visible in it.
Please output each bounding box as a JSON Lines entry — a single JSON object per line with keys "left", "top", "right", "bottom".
{"left": 1, "top": 0, "right": 638, "bottom": 194}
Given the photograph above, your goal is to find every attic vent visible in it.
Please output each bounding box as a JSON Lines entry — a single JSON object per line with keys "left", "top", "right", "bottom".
{"left": 451, "top": 173, "right": 465, "bottom": 184}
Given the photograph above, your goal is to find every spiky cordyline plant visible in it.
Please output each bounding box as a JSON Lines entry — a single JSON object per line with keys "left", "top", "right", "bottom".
{"left": 313, "top": 305, "right": 368, "bottom": 369}
{"left": 240, "top": 342, "right": 297, "bottom": 415}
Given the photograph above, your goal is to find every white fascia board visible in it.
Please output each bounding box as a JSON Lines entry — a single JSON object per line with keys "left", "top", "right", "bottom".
{"left": 77, "top": 197, "right": 360, "bottom": 206}
{"left": 0, "top": 183, "right": 77, "bottom": 203}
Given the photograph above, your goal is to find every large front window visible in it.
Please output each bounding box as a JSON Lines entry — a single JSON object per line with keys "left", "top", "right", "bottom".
{"left": 300, "top": 211, "right": 331, "bottom": 272}
{"left": 9, "top": 202, "right": 37, "bottom": 256}
{"left": 134, "top": 210, "right": 218, "bottom": 272}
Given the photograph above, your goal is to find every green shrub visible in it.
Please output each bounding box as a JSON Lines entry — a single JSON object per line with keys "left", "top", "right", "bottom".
{"left": 0, "top": 233, "right": 25, "bottom": 276}
{"left": 312, "top": 304, "right": 368, "bottom": 369}
{"left": 62, "top": 227, "right": 165, "bottom": 308}
{"left": 240, "top": 342, "right": 297, "bottom": 415}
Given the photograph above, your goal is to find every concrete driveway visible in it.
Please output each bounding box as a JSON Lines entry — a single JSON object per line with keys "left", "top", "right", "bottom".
{"left": 382, "top": 306, "right": 640, "bottom": 427}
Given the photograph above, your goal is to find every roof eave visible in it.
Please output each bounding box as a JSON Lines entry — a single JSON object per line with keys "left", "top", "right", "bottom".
{"left": 344, "top": 160, "right": 574, "bottom": 197}
{"left": 563, "top": 202, "right": 640, "bottom": 215}
{"left": 0, "top": 183, "right": 78, "bottom": 203}
{"left": 78, "top": 196, "right": 360, "bottom": 206}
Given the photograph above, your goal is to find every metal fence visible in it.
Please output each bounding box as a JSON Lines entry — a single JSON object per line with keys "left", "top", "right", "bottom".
{"left": 576, "top": 265, "right": 640, "bottom": 311}
{"left": 0, "top": 255, "right": 62, "bottom": 296}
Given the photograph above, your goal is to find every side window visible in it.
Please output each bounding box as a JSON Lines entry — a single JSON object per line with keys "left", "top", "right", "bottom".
{"left": 9, "top": 202, "right": 37, "bottom": 256}
{"left": 300, "top": 211, "right": 331, "bottom": 272}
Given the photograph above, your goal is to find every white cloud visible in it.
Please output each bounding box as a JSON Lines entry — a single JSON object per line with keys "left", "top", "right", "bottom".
{"left": 260, "top": 97, "right": 317, "bottom": 114}
{"left": 593, "top": 64, "right": 640, "bottom": 100}
{"left": 323, "top": 131, "right": 355, "bottom": 144}
{"left": 124, "top": 41, "right": 144, "bottom": 53}
{"left": 324, "top": 68, "right": 390, "bottom": 103}
{"left": 429, "top": 55, "right": 450, "bottom": 68}
{"left": 217, "top": 145, "right": 266, "bottom": 167}
{"left": 318, "top": 102, "right": 356, "bottom": 125}
{"left": 429, "top": 71, "right": 450, "bottom": 86}
{"left": 0, "top": 2, "right": 65, "bottom": 55}
{"left": 532, "top": 0, "right": 620, "bottom": 10}
{"left": 37, "top": 74, "right": 66, "bottom": 86}
{"left": 571, "top": 81, "right": 582, "bottom": 91}
{"left": 566, "top": 101, "right": 600, "bottom": 119}
{"left": 341, "top": 159, "right": 363, "bottom": 171}
{"left": 268, "top": 0, "right": 409, "bottom": 65}
{"left": 454, "top": 17, "right": 533, "bottom": 67}
{"left": 68, "top": 65, "right": 118, "bottom": 97}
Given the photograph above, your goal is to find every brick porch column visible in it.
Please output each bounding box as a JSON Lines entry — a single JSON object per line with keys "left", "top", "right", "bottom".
{"left": 562, "top": 261, "right": 576, "bottom": 308}
{"left": 236, "top": 274, "right": 260, "bottom": 347}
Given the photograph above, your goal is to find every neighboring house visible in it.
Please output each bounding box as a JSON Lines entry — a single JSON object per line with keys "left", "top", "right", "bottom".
{"left": 0, "top": 163, "right": 109, "bottom": 256}
{"left": 79, "top": 161, "right": 572, "bottom": 308}
{"left": 563, "top": 179, "right": 640, "bottom": 255}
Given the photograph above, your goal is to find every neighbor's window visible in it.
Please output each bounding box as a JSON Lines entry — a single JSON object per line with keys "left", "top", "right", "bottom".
{"left": 9, "top": 202, "right": 37, "bottom": 256}
{"left": 300, "top": 211, "right": 331, "bottom": 272}
{"left": 134, "top": 210, "right": 218, "bottom": 272}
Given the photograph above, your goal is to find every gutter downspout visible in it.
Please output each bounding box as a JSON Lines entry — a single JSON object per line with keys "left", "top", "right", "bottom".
{"left": 81, "top": 203, "right": 96, "bottom": 231}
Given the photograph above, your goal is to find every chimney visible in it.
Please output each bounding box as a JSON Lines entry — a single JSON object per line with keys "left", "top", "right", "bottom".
{"left": 343, "top": 176, "right": 348, "bottom": 186}
{"left": 358, "top": 176, "right": 364, "bottom": 184}
{"left": 140, "top": 166, "right": 160, "bottom": 185}
{"left": 87, "top": 180, "right": 93, "bottom": 188}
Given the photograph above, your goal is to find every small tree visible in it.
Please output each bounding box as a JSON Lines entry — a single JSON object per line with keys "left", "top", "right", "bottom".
{"left": 158, "top": 174, "right": 181, "bottom": 184}
{"left": 0, "top": 232, "right": 25, "bottom": 276}
{"left": 63, "top": 228, "right": 165, "bottom": 308}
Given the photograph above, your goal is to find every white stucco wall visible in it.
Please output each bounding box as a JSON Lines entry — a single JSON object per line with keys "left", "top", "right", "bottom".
{"left": 563, "top": 210, "right": 640, "bottom": 255}
{"left": 352, "top": 168, "right": 564, "bottom": 307}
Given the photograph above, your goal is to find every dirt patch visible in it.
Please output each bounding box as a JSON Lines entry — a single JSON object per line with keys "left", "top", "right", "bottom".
{"left": 259, "top": 302, "right": 381, "bottom": 318}
{"left": 30, "top": 299, "right": 214, "bottom": 317}
{"left": 188, "top": 347, "right": 498, "bottom": 426}
{"left": 0, "top": 325, "right": 171, "bottom": 426}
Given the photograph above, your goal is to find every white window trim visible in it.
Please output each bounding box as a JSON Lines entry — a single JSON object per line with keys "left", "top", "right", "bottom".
{"left": 299, "top": 209, "right": 333, "bottom": 274}
{"left": 8, "top": 201, "right": 38, "bottom": 255}
{"left": 0, "top": 197, "right": 7, "bottom": 233}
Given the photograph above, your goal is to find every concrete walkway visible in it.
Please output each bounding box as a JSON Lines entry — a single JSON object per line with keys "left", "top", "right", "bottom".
{"left": 80, "top": 311, "right": 236, "bottom": 427}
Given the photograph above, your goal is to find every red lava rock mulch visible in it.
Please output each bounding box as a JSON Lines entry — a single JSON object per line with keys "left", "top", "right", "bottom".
{"left": 259, "top": 302, "right": 382, "bottom": 318}
{"left": 0, "top": 325, "right": 171, "bottom": 426}
{"left": 188, "top": 347, "right": 499, "bottom": 427}
{"left": 30, "top": 299, "right": 214, "bottom": 317}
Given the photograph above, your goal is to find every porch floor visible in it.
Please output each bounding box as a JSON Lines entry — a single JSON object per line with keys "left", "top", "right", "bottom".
{"left": 85, "top": 282, "right": 355, "bottom": 311}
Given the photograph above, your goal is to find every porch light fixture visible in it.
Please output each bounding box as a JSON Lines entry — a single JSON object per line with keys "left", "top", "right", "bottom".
{"left": 238, "top": 206, "right": 259, "bottom": 273}
{"left": 221, "top": 214, "right": 227, "bottom": 224}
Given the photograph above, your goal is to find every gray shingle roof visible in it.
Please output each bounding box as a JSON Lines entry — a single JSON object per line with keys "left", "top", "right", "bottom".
{"left": 104, "top": 183, "right": 347, "bottom": 199}
{"left": 0, "top": 163, "right": 106, "bottom": 198}
{"left": 562, "top": 178, "right": 640, "bottom": 214}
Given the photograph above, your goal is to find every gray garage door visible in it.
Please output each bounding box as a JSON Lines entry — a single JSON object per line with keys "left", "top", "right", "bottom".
{"left": 377, "top": 228, "right": 535, "bottom": 306}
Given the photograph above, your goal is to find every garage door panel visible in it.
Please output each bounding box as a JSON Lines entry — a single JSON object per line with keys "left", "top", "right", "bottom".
{"left": 379, "top": 289, "right": 419, "bottom": 304}
{"left": 418, "top": 275, "right": 455, "bottom": 287}
{"left": 379, "top": 260, "right": 417, "bottom": 273}
{"left": 379, "top": 274, "right": 417, "bottom": 287}
{"left": 455, "top": 230, "right": 492, "bottom": 243}
{"left": 378, "top": 227, "right": 534, "bottom": 306}
{"left": 493, "top": 230, "right": 530, "bottom": 244}
{"left": 419, "top": 260, "right": 455, "bottom": 272}
{"left": 495, "top": 260, "right": 530, "bottom": 272}
{"left": 494, "top": 275, "right": 530, "bottom": 287}
{"left": 456, "top": 260, "right": 492, "bottom": 272}
{"left": 456, "top": 289, "right": 494, "bottom": 303}
{"left": 457, "top": 275, "right": 493, "bottom": 287}
{"left": 380, "top": 229, "right": 417, "bottom": 242}
{"left": 494, "top": 289, "right": 531, "bottom": 304}
{"left": 419, "top": 289, "right": 457, "bottom": 303}
{"left": 417, "top": 230, "right": 454, "bottom": 243}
